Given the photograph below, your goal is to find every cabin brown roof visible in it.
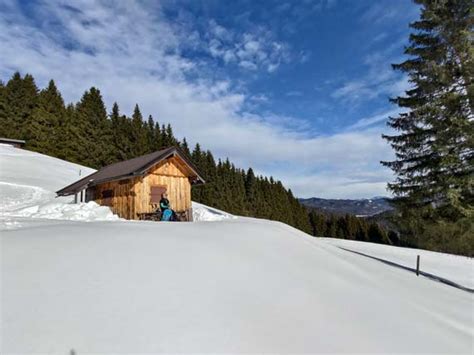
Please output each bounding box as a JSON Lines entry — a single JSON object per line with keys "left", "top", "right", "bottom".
{"left": 56, "top": 147, "right": 204, "bottom": 196}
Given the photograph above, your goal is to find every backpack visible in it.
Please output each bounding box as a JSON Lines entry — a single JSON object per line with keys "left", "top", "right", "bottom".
{"left": 161, "top": 209, "right": 173, "bottom": 221}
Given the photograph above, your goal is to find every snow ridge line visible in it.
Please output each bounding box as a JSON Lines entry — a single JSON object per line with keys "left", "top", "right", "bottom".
{"left": 338, "top": 247, "right": 474, "bottom": 294}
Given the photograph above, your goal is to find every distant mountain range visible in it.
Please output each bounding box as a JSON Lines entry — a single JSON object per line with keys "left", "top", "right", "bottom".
{"left": 299, "top": 197, "right": 393, "bottom": 217}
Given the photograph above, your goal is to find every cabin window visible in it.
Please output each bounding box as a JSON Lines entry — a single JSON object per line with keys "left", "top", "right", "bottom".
{"left": 101, "top": 189, "right": 114, "bottom": 207}
{"left": 150, "top": 185, "right": 167, "bottom": 203}
{"left": 102, "top": 190, "right": 114, "bottom": 199}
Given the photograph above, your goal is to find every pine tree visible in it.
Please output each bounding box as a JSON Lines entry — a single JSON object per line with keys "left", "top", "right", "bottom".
{"left": 58, "top": 103, "right": 82, "bottom": 163}
{"left": 27, "top": 80, "right": 66, "bottom": 156}
{"left": 75, "top": 87, "right": 113, "bottom": 168}
{"left": 165, "top": 124, "right": 176, "bottom": 146}
{"left": 180, "top": 137, "right": 191, "bottom": 157}
{"left": 381, "top": 0, "right": 474, "bottom": 253}
{"left": 368, "top": 222, "right": 390, "bottom": 245}
{"left": 153, "top": 122, "right": 163, "bottom": 150}
{"left": 3, "top": 72, "right": 38, "bottom": 139}
{"left": 146, "top": 115, "right": 155, "bottom": 153}
{"left": 129, "top": 104, "right": 148, "bottom": 157}
{"left": 110, "top": 102, "right": 128, "bottom": 162}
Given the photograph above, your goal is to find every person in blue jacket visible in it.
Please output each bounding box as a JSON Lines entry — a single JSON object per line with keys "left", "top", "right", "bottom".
{"left": 160, "top": 192, "right": 170, "bottom": 212}
{"left": 160, "top": 193, "right": 175, "bottom": 221}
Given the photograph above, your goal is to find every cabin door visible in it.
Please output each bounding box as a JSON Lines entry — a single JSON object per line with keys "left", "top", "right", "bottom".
{"left": 150, "top": 185, "right": 167, "bottom": 209}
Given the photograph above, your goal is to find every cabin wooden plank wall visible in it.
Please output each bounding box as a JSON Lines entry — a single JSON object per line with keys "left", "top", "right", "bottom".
{"left": 89, "top": 156, "right": 192, "bottom": 220}
{"left": 91, "top": 177, "right": 139, "bottom": 219}
{"left": 136, "top": 156, "right": 192, "bottom": 215}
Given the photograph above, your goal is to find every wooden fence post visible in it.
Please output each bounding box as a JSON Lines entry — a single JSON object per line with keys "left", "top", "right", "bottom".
{"left": 416, "top": 255, "right": 420, "bottom": 276}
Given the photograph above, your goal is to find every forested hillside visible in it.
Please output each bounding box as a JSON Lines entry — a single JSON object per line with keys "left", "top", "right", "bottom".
{"left": 0, "top": 73, "right": 312, "bottom": 231}
{"left": 0, "top": 72, "right": 395, "bottom": 243}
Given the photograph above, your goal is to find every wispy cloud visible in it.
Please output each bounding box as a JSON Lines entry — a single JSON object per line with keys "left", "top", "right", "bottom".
{"left": 206, "top": 20, "right": 290, "bottom": 73}
{"left": 347, "top": 108, "right": 401, "bottom": 130}
{"left": 0, "top": 0, "right": 395, "bottom": 198}
{"left": 331, "top": 37, "right": 411, "bottom": 105}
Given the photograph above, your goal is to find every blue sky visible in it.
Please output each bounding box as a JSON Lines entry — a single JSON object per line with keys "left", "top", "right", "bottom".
{"left": 0, "top": 0, "right": 420, "bottom": 198}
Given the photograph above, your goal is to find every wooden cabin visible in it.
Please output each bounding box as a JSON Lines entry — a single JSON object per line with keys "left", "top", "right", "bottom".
{"left": 56, "top": 147, "right": 204, "bottom": 221}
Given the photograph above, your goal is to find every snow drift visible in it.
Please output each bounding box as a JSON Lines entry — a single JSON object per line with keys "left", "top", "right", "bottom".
{"left": 1, "top": 144, "right": 473, "bottom": 354}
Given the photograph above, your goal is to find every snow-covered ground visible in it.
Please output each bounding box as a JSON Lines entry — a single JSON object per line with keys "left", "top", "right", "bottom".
{"left": 1, "top": 144, "right": 473, "bottom": 353}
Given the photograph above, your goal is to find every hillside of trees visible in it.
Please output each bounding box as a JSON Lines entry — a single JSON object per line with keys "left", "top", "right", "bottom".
{"left": 0, "top": 72, "right": 393, "bottom": 245}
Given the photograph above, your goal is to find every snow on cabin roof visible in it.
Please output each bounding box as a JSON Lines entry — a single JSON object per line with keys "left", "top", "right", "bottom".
{"left": 0, "top": 137, "right": 26, "bottom": 145}
{"left": 56, "top": 146, "right": 205, "bottom": 196}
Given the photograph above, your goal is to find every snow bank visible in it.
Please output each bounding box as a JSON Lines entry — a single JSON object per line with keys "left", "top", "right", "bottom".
{"left": 0, "top": 181, "right": 53, "bottom": 212}
{"left": 192, "top": 201, "right": 236, "bottom": 221}
{"left": 9, "top": 201, "right": 119, "bottom": 222}
{"left": 0, "top": 144, "right": 118, "bottom": 225}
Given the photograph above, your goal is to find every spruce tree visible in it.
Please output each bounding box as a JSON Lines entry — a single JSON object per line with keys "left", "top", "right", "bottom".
{"left": 110, "top": 102, "right": 128, "bottom": 162}
{"left": 130, "top": 104, "right": 148, "bottom": 157}
{"left": 3, "top": 72, "right": 38, "bottom": 139}
{"left": 382, "top": 0, "right": 473, "bottom": 253}
{"left": 75, "top": 87, "right": 113, "bottom": 168}
{"left": 27, "top": 80, "right": 66, "bottom": 156}
{"left": 180, "top": 137, "right": 191, "bottom": 157}
{"left": 58, "top": 103, "right": 82, "bottom": 163}
{"left": 146, "top": 115, "right": 155, "bottom": 153}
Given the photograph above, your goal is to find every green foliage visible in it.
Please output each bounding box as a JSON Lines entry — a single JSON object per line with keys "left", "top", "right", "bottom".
{"left": 308, "top": 209, "right": 393, "bottom": 245}
{"left": 382, "top": 0, "right": 474, "bottom": 255}
{"left": 27, "top": 80, "right": 66, "bottom": 156}
{"left": 417, "top": 217, "right": 474, "bottom": 257}
{"left": 1, "top": 72, "right": 38, "bottom": 139}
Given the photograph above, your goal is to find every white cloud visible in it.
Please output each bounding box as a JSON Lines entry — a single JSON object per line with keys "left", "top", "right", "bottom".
{"left": 205, "top": 21, "right": 290, "bottom": 73}
{"left": 331, "top": 41, "right": 412, "bottom": 105}
{"left": 348, "top": 108, "right": 401, "bottom": 130}
{"left": 0, "top": 0, "right": 395, "bottom": 199}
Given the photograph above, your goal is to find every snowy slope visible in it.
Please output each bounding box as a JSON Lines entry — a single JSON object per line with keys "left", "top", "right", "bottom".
{"left": 0, "top": 143, "right": 118, "bottom": 225}
{"left": 0, "top": 144, "right": 94, "bottom": 210}
{"left": 1, "top": 145, "right": 473, "bottom": 354}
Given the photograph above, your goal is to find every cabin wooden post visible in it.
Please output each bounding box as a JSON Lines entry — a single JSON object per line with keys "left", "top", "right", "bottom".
{"left": 186, "top": 208, "right": 193, "bottom": 222}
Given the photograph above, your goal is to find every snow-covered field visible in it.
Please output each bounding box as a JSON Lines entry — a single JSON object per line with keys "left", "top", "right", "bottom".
{"left": 1, "top": 144, "right": 473, "bottom": 353}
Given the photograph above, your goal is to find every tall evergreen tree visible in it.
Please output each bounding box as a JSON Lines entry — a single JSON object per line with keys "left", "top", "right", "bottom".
{"left": 27, "top": 80, "right": 66, "bottom": 155}
{"left": 3, "top": 72, "right": 38, "bottom": 139}
{"left": 75, "top": 87, "right": 113, "bottom": 168}
{"left": 110, "top": 102, "right": 129, "bottom": 162}
{"left": 180, "top": 137, "right": 191, "bottom": 157}
{"left": 381, "top": 0, "right": 474, "bottom": 253}
{"left": 130, "top": 104, "right": 148, "bottom": 157}
{"left": 146, "top": 115, "right": 156, "bottom": 153}
{"left": 58, "top": 103, "right": 81, "bottom": 163}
